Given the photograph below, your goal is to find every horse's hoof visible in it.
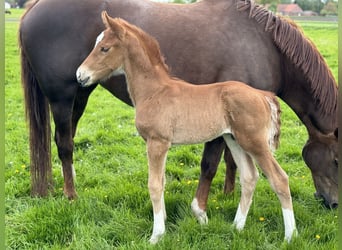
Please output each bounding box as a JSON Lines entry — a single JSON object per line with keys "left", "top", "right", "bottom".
{"left": 191, "top": 198, "right": 208, "bottom": 225}
{"left": 223, "top": 184, "right": 235, "bottom": 194}
{"left": 64, "top": 189, "right": 78, "bottom": 200}
{"left": 197, "top": 211, "right": 208, "bottom": 225}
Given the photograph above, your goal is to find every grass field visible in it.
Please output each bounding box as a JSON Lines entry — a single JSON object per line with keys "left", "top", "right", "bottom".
{"left": 5, "top": 9, "right": 338, "bottom": 249}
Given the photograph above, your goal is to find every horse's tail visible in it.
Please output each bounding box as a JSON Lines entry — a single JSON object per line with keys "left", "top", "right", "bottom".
{"left": 19, "top": 18, "right": 52, "bottom": 197}
{"left": 265, "top": 94, "right": 281, "bottom": 152}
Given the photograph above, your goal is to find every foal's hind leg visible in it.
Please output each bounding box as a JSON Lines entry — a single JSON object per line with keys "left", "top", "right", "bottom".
{"left": 252, "top": 150, "right": 296, "bottom": 242}
{"left": 223, "top": 135, "right": 259, "bottom": 230}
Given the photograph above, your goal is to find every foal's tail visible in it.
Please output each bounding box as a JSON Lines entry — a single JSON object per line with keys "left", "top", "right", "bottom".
{"left": 19, "top": 25, "right": 52, "bottom": 197}
{"left": 265, "top": 94, "right": 281, "bottom": 152}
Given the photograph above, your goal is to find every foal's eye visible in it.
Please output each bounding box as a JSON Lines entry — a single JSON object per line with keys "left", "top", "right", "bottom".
{"left": 100, "top": 47, "right": 110, "bottom": 53}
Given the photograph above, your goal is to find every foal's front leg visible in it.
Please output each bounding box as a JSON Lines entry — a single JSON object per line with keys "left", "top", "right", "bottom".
{"left": 146, "top": 139, "right": 170, "bottom": 244}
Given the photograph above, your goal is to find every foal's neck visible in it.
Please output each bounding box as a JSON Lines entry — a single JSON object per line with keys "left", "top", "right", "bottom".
{"left": 123, "top": 48, "right": 170, "bottom": 106}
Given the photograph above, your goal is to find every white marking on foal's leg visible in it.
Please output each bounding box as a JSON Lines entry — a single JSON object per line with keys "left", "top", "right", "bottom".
{"left": 149, "top": 209, "right": 165, "bottom": 244}
{"left": 191, "top": 198, "right": 208, "bottom": 224}
{"left": 161, "top": 192, "right": 167, "bottom": 221}
{"left": 233, "top": 203, "right": 247, "bottom": 230}
{"left": 223, "top": 135, "right": 258, "bottom": 231}
{"left": 282, "top": 208, "right": 297, "bottom": 242}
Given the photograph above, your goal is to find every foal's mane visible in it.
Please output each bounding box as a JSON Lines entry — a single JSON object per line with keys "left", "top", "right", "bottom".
{"left": 117, "top": 19, "right": 170, "bottom": 74}
{"left": 235, "top": 0, "right": 337, "bottom": 115}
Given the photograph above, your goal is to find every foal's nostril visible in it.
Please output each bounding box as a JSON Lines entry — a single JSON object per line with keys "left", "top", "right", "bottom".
{"left": 78, "top": 76, "right": 90, "bottom": 86}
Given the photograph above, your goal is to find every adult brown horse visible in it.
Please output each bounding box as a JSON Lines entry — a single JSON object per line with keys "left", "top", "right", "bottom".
{"left": 19, "top": 0, "right": 338, "bottom": 210}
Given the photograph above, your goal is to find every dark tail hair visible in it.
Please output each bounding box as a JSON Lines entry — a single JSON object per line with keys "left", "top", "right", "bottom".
{"left": 19, "top": 27, "right": 52, "bottom": 197}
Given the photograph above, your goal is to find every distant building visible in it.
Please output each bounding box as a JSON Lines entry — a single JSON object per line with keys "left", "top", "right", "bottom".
{"left": 277, "top": 4, "right": 303, "bottom": 16}
{"left": 302, "top": 11, "right": 318, "bottom": 16}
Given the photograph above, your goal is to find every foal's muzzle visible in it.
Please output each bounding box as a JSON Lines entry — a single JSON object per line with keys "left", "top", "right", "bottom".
{"left": 77, "top": 76, "right": 90, "bottom": 87}
{"left": 76, "top": 68, "right": 90, "bottom": 87}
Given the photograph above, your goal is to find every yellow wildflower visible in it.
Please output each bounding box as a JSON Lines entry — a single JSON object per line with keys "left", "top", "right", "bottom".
{"left": 259, "top": 217, "right": 265, "bottom": 222}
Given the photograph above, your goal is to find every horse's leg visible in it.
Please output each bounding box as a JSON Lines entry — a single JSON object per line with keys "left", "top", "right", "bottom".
{"left": 71, "top": 86, "right": 97, "bottom": 137}
{"left": 252, "top": 148, "right": 296, "bottom": 242}
{"left": 191, "top": 137, "right": 226, "bottom": 224}
{"left": 223, "top": 147, "right": 237, "bottom": 194}
{"left": 223, "top": 135, "right": 259, "bottom": 230}
{"left": 62, "top": 86, "right": 97, "bottom": 182}
{"left": 50, "top": 100, "right": 77, "bottom": 199}
{"left": 146, "top": 139, "right": 170, "bottom": 244}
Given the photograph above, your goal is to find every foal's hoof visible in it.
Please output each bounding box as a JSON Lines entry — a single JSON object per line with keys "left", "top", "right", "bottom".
{"left": 284, "top": 228, "right": 298, "bottom": 243}
{"left": 149, "top": 233, "right": 163, "bottom": 244}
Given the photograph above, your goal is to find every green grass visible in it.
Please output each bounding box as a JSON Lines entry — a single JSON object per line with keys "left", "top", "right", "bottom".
{"left": 5, "top": 10, "right": 338, "bottom": 249}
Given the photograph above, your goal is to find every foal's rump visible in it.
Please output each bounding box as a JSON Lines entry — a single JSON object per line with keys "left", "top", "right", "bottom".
{"left": 219, "top": 81, "right": 281, "bottom": 151}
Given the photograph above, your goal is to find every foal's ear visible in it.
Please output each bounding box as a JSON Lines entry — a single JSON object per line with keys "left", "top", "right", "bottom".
{"left": 101, "top": 11, "right": 125, "bottom": 40}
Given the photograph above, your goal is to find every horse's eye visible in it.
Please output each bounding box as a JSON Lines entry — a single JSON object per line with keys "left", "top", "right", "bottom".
{"left": 101, "top": 47, "right": 110, "bottom": 52}
{"left": 334, "top": 158, "right": 338, "bottom": 167}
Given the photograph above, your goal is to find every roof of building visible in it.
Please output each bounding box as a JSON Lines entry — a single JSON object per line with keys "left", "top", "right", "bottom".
{"left": 277, "top": 4, "right": 303, "bottom": 14}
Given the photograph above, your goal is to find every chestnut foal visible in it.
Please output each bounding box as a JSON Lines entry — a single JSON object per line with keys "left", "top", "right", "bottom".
{"left": 77, "top": 12, "right": 296, "bottom": 243}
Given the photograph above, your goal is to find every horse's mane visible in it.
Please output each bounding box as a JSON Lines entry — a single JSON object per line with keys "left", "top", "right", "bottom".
{"left": 235, "top": 0, "right": 337, "bottom": 115}
{"left": 117, "top": 19, "right": 170, "bottom": 74}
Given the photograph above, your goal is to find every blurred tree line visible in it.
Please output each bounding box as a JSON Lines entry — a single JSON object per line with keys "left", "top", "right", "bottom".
{"left": 8, "top": 0, "right": 338, "bottom": 16}
{"left": 6, "top": 0, "right": 28, "bottom": 8}
{"left": 179, "top": 0, "right": 338, "bottom": 16}
{"left": 255, "top": 0, "right": 337, "bottom": 16}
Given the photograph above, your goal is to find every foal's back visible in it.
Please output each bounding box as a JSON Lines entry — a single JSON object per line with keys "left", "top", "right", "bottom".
{"left": 137, "top": 79, "right": 279, "bottom": 146}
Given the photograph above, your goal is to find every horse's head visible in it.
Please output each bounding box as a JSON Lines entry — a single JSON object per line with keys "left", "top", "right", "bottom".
{"left": 302, "top": 128, "right": 338, "bottom": 209}
{"left": 77, "top": 11, "right": 127, "bottom": 87}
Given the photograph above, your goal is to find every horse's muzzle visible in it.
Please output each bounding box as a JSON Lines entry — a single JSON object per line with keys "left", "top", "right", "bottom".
{"left": 314, "top": 192, "right": 338, "bottom": 209}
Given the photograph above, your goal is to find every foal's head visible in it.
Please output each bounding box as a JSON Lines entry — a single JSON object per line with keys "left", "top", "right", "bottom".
{"left": 77, "top": 12, "right": 129, "bottom": 86}
{"left": 77, "top": 11, "right": 169, "bottom": 87}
